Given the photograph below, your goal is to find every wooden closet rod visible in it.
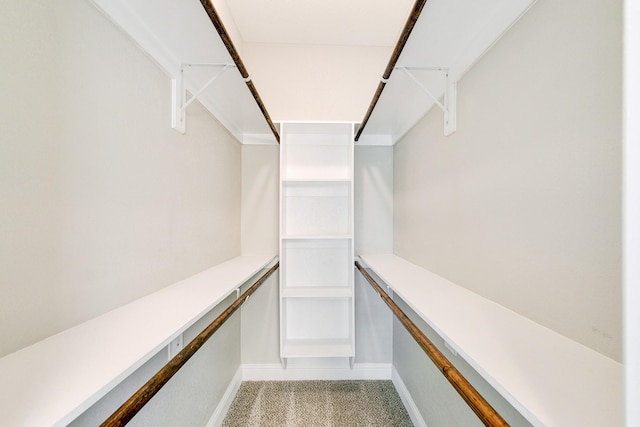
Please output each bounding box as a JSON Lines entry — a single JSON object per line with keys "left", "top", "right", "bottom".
{"left": 101, "top": 262, "right": 279, "bottom": 427}
{"left": 354, "top": 261, "right": 509, "bottom": 426}
{"left": 354, "top": 0, "right": 428, "bottom": 142}
{"left": 198, "top": 0, "right": 280, "bottom": 143}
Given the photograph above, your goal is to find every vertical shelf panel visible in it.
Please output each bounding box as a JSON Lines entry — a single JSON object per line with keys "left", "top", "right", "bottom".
{"left": 279, "top": 122, "right": 355, "bottom": 364}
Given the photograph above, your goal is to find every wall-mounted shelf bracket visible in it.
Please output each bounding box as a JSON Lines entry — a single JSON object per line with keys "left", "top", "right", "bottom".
{"left": 171, "top": 63, "right": 235, "bottom": 134}
{"left": 397, "top": 66, "right": 457, "bottom": 136}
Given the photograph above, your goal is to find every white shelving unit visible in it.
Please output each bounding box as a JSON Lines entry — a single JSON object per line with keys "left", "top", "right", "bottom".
{"left": 279, "top": 122, "right": 355, "bottom": 367}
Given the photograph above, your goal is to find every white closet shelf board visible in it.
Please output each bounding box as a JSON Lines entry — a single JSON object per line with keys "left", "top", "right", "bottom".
{"left": 89, "top": 0, "right": 277, "bottom": 144}
{"left": 0, "top": 255, "right": 276, "bottom": 427}
{"left": 359, "top": 254, "right": 622, "bottom": 426}
{"left": 357, "top": 0, "right": 538, "bottom": 144}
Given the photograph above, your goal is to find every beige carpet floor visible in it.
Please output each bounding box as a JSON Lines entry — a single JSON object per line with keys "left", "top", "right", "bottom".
{"left": 222, "top": 380, "right": 413, "bottom": 427}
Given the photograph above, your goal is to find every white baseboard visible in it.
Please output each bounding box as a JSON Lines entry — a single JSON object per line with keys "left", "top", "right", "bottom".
{"left": 242, "top": 361, "right": 392, "bottom": 381}
{"left": 392, "top": 366, "right": 428, "bottom": 427}
{"left": 206, "top": 367, "right": 243, "bottom": 427}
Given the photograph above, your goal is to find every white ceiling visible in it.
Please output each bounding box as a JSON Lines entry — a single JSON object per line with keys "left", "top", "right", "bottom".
{"left": 222, "top": 0, "right": 415, "bottom": 47}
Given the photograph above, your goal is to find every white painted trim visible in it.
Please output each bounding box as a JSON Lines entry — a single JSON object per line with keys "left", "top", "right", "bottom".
{"left": 241, "top": 362, "right": 392, "bottom": 381}
{"left": 624, "top": 0, "right": 640, "bottom": 425}
{"left": 392, "top": 366, "right": 428, "bottom": 427}
{"left": 206, "top": 367, "right": 243, "bottom": 427}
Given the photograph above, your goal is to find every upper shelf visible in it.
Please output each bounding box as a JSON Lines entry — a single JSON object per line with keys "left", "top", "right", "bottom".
{"left": 90, "top": 0, "right": 279, "bottom": 144}
{"left": 357, "top": 0, "right": 538, "bottom": 145}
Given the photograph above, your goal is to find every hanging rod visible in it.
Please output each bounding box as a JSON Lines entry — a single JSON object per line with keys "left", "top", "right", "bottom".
{"left": 101, "top": 262, "right": 280, "bottom": 427}
{"left": 354, "top": 261, "right": 509, "bottom": 427}
{"left": 197, "top": 0, "right": 280, "bottom": 143}
{"left": 355, "top": 0, "right": 429, "bottom": 141}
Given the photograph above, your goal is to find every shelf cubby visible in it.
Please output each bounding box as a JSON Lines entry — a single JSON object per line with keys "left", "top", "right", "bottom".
{"left": 281, "top": 181, "right": 352, "bottom": 237}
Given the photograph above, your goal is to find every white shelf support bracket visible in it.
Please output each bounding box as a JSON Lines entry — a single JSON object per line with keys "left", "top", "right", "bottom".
{"left": 171, "top": 63, "right": 233, "bottom": 134}
{"left": 398, "top": 66, "right": 458, "bottom": 136}
{"left": 444, "top": 73, "right": 457, "bottom": 136}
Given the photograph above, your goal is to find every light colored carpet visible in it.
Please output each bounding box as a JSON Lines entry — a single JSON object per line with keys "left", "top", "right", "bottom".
{"left": 222, "top": 380, "right": 413, "bottom": 427}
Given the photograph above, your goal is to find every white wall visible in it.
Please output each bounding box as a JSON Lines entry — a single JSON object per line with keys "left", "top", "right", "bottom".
{"left": 623, "top": 0, "right": 640, "bottom": 424}
{"left": 394, "top": 0, "right": 622, "bottom": 362}
{"left": 0, "top": 0, "right": 242, "bottom": 358}
{"left": 354, "top": 147, "right": 394, "bottom": 363}
{"left": 1, "top": 0, "right": 243, "bottom": 423}
{"left": 240, "top": 144, "right": 281, "bottom": 364}
{"left": 243, "top": 43, "right": 391, "bottom": 122}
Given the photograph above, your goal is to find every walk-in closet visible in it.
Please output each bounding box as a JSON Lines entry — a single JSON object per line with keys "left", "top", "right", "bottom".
{"left": 1, "top": 0, "right": 637, "bottom": 426}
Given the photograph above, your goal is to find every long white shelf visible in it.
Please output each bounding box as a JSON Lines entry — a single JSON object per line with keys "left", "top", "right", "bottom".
{"left": 0, "top": 255, "right": 276, "bottom": 427}
{"left": 359, "top": 253, "right": 623, "bottom": 427}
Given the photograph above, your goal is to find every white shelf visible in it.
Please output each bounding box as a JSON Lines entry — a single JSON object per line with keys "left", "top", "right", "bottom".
{"left": 0, "top": 255, "right": 276, "bottom": 427}
{"left": 358, "top": 0, "right": 538, "bottom": 144}
{"left": 281, "top": 287, "right": 353, "bottom": 298}
{"left": 359, "top": 253, "right": 623, "bottom": 427}
{"left": 279, "top": 122, "right": 355, "bottom": 364}
{"left": 282, "top": 339, "right": 354, "bottom": 358}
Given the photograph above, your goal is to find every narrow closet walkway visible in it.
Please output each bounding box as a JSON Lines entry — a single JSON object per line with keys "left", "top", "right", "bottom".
{"left": 222, "top": 380, "right": 412, "bottom": 427}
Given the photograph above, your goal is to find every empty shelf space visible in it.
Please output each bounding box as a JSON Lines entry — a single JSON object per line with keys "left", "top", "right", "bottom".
{"left": 281, "top": 239, "right": 353, "bottom": 288}
{"left": 281, "top": 298, "right": 353, "bottom": 342}
{"left": 281, "top": 181, "right": 352, "bottom": 237}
